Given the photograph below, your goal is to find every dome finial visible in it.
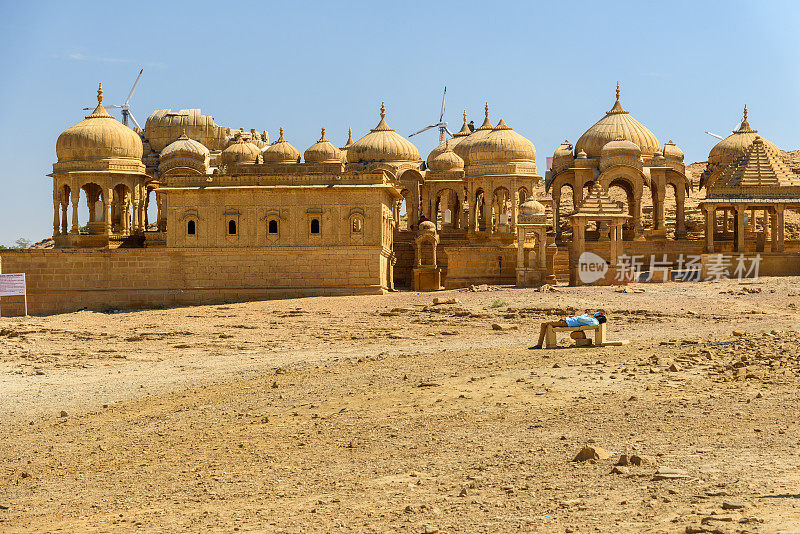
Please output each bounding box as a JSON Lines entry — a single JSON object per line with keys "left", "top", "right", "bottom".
{"left": 743, "top": 104, "right": 748, "bottom": 122}
{"left": 380, "top": 102, "right": 386, "bottom": 120}
{"left": 347, "top": 127, "right": 353, "bottom": 144}
{"left": 320, "top": 127, "right": 326, "bottom": 142}
{"left": 278, "top": 127, "right": 285, "bottom": 141}
{"left": 463, "top": 110, "right": 467, "bottom": 123}
{"left": 97, "top": 83, "right": 103, "bottom": 105}
{"left": 484, "top": 102, "right": 489, "bottom": 119}
{"left": 616, "top": 81, "right": 620, "bottom": 102}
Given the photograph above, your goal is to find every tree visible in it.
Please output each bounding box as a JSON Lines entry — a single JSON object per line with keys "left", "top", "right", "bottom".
{"left": 13, "top": 238, "right": 32, "bottom": 249}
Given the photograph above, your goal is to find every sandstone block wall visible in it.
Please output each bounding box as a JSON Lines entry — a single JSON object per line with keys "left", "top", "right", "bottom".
{"left": 0, "top": 247, "right": 387, "bottom": 316}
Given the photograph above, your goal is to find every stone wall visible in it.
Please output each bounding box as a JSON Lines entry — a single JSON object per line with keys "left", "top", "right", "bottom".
{"left": 0, "top": 247, "right": 388, "bottom": 316}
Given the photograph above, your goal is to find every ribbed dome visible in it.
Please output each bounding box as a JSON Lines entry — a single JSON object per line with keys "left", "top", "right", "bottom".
{"left": 56, "top": 84, "right": 143, "bottom": 162}
{"left": 601, "top": 137, "right": 641, "bottom": 159}
{"left": 161, "top": 132, "right": 209, "bottom": 160}
{"left": 454, "top": 104, "right": 493, "bottom": 161}
{"left": 465, "top": 119, "right": 536, "bottom": 165}
{"left": 221, "top": 137, "right": 260, "bottom": 165}
{"left": 575, "top": 84, "right": 660, "bottom": 158}
{"left": 418, "top": 220, "right": 437, "bottom": 234}
{"left": 346, "top": 103, "right": 420, "bottom": 164}
{"left": 426, "top": 111, "right": 471, "bottom": 167}
{"left": 159, "top": 133, "right": 209, "bottom": 174}
{"left": 263, "top": 128, "right": 300, "bottom": 163}
{"left": 708, "top": 106, "right": 779, "bottom": 166}
{"left": 427, "top": 140, "right": 464, "bottom": 171}
{"left": 304, "top": 128, "right": 343, "bottom": 163}
{"left": 663, "top": 140, "right": 684, "bottom": 161}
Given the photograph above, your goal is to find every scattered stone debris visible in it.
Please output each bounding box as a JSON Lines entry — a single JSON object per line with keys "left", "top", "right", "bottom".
{"left": 432, "top": 298, "right": 459, "bottom": 305}
{"left": 59, "top": 411, "right": 68, "bottom": 418}
{"left": 491, "top": 323, "right": 518, "bottom": 331}
{"left": 573, "top": 446, "right": 612, "bottom": 462}
{"left": 652, "top": 467, "right": 690, "bottom": 480}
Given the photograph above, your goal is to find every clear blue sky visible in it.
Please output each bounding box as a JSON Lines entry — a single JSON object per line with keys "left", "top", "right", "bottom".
{"left": 1, "top": 0, "right": 799, "bottom": 246}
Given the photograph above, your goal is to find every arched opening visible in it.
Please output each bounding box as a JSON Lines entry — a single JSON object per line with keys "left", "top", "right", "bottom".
{"left": 80, "top": 182, "right": 103, "bottom": 234}
{"left": 145, "top": 187, "right": 158, "bottom": 230}
{"left": 475, "top": 188, "right": 486, "bottom": 231}
{"left": 228, "top": 219, "right": 237, "bottom": 235}
{"left": 59, "top": 184, "right": 71, "bottom": 235}
{"left": 518, "top": 187, "right": 529, "bottom": 204}
{"left": 435, "top": 188, "right": 459, "bottom": 231}
{"left": 310, "top": 218, "right": 320, "bottom": 234}
{"left": 268, "top": 219, "right": 278, "bottom": 234}
{"left": 187, "top": 220, "right": 196, "bottom": 235}
{"left": 608, "top": 179, "right": 634, "bottom": 240}
{"left": 399, "top": 197, "right": 408, "bottom": 230}
{"left": 556, "top": 183, "right": 575, "bottom": 240}
{"left": 493, "top": 187, "right": 511, "bottom": 231}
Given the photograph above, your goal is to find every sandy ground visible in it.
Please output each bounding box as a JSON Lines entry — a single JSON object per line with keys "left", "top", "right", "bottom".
{"left": 2, "top": 278, "right": 800, "bottom": 533}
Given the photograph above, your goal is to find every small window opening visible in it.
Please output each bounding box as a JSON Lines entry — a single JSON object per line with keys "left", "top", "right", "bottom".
{"left": 187, "top": 220, "right": 196, "bottom": 235}
{"left": 268, "top": 219, "right": 278, "bottom": 234}
{"left": 228, "top": 220, "right": 237, "bottom": 235}
{"left": 310, "top": 218, "right": 320, "bottom": 234}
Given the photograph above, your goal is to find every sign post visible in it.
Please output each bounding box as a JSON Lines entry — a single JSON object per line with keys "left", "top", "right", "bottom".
{"left": 0, "top": 273, "right": 27, "bottom": 317}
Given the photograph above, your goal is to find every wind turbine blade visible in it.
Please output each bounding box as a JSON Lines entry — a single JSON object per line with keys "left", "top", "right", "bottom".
{"left": 105, "top": 105, "right": 123, "bottom": 109}
{"left": 705, "top": 131, "right": 724, "bottom": 140}
{"left": 439, "top": 86, "right": 446, "bottom": 123}
{"left": 444, "top": 127, "right": 454, "bottom": 137}
{"left": 128, "top": 111, "right": 142, "bottom": 130}
{"left": 408, "top": 125, "right": 436, "bottom": 137}
{"left": 125, "top": 68, "right": 144, "bottom": 105}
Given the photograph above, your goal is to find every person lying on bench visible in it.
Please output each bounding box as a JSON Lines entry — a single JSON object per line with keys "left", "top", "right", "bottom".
{"left": 530, "top": 311, "right": 606, "bottom": 349}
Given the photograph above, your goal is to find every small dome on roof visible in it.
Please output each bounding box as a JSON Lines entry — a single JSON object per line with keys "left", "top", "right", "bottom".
{"left": 56, "top": 84, "right": 143, "bottom": 162}
{"left": 601, "top": 137, "right": 642, "bottom": 160}
{"left": 518, "top": 199, "right": 547, "bottom": 224}
{"left": 454, "top": 103, "right": 493, "bottom": 161}
{"left": 161, "top": 132, "right": 209, "bottom": 160}
{"left": 221, "top": 136, "right": 260, "bottom": 165}
{"left": 304, "top": 128, "right": 343, "bottom": 163}
{"left": 663, "top": 140, "right": 683, "bottom": 161}
{"left": 346, "top": 103, "right": 420, "bottom": 164}
{"left": 426, "top": 111, "right": 471, "bottom": 167}
{"left": 263, "top": 127, "right": 300, "bottom": 163}
{"left": 418, "top": 220, "right": 436, "bottom": 234}
{"left": 708, "top": 106, "right": 779, "bottom": 166}
{"left": 465, "top": 118, "right": 536, "bottom": 166}
{"left": 427, "top": 140, "right": 464, "bottom": 172}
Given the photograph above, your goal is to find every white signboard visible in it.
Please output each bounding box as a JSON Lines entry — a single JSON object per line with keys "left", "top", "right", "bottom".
{"left": 0, "top": 273, "right": 27, "bottom": 316}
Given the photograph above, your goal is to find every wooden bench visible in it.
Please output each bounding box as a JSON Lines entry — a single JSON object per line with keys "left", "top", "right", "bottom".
{"left": 544, "top": 323, "right": 628, "bottom": 348}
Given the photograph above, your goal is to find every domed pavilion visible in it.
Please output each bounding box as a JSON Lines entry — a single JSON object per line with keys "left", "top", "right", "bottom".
{"left": 545, "top": 83, "right": 691, "bottom": 242}
{"left": 50, "top": 83, "right": 150, "bottom": 246}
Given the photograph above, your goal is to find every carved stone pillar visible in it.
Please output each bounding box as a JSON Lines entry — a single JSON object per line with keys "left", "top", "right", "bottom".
{"left": 70, "top": 187, "right": 80, "bottom": 234}
{"left": 104, "top": 188, "right": 112, "bottom": 236}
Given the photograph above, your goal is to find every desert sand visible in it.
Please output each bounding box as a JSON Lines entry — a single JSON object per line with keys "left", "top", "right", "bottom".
{"left": 2, "top": 278, "right": 800, "bottom": 533}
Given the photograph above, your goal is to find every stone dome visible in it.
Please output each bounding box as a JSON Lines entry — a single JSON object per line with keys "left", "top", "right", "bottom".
{"left": 221, "top": 137, "right": 260, "bottom": 165}
{"left": 663, "top": 140, "right": 684, "bottom": 161}
{"left": 347, "top": 103, "right": 421, "bottom": 164}
{"left": 427, "top": 140, "right": 464, "bottom": 172}
{"left": 161, "top": 132, "right": 209, "bottom": 160}
{"left": 600, "top": 137, "right": 642, "bottom": 160}
{"left": 418, "top": 220, "right": 437, "bottom": 234}
{"left": 426, "top": 111, "right": 472, "bottom": 168}
{"left": 454, "top": 104, "right": 493, "bottom": 161}
{"left": 263, "top": 128, "right": 301, "bottom": 163}
{"left": 519, "top": 199, "right": 546, "bottom": 216}
{"left": 159, "top": 133, "right": 209, "bottom": 174}
{"left": 575, "top": 84, "right": 660, "bottom": 158}
{"left": 56, "top": 84, "right": 143, "bottom": 162}
{"left": 551, "top": 139, "right": 574, "bottom": 174}
{"left": 465, "top": 119, "right": 536, "bottom": 165}
{"left": 708, "top": 106, "right": 779, "bottom": 166}
{"left": 304, "top": 128, "right": 343, "bottom": 163}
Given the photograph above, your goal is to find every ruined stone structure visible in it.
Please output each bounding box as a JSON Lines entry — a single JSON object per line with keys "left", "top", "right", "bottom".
{"left": 3, "top": 82, "right": 800, "bottom": 315}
